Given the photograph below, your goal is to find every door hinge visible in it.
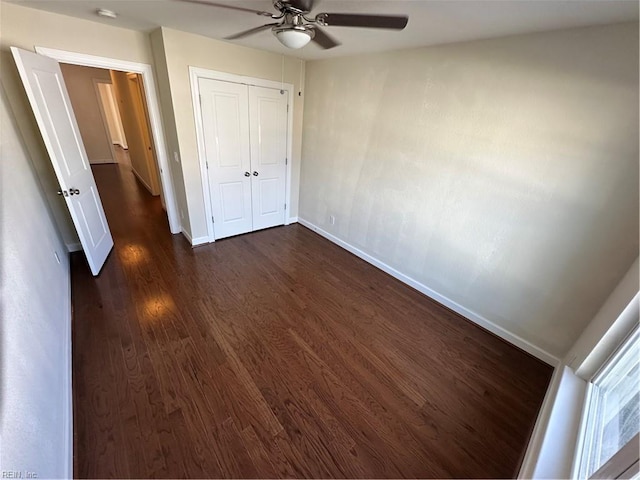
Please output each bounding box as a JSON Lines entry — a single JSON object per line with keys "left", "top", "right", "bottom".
{"left": 284, "top": 202, "right": 287, "bottom": 210}
{"left": 285, "top": 158, "right": 288, "bottom": 165}
{"left": 206, "top": 161, "right": 209, "bottom": 169}
{"left": 212, "top": 216, "right": 215, "bottom": 224}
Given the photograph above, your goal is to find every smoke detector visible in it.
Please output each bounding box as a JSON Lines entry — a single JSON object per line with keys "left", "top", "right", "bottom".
{"left": 96, "top": 8, "right": 117, "bottom": 19}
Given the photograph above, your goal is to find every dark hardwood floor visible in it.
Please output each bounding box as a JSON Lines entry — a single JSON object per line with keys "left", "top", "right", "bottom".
{"left": 72, "top": 162, "right": 552, "bottom": 479}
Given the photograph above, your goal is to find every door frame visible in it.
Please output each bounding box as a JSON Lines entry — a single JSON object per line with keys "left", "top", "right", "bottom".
{"left": 35, "top": 46, "right": 181, "bottom": 235}
{"left": 189, "top": 66, "right": 295, "bottom": 243}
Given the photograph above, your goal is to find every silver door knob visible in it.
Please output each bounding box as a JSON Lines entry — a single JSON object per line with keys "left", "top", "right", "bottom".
{"left": 252, "top": 171, "right": 259, "bottom": 176}
{"left": 69, "top": 188, "right": 80, "bottom": 196}
{"left": 244, "top": 172, "right": 250, "bottom": 177}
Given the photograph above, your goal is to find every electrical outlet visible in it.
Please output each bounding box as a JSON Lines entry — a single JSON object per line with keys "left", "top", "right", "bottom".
{"left": 329, "top": 215, "right": 336, "bottom": 225}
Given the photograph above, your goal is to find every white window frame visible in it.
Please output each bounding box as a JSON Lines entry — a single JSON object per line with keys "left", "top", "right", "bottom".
{"left": 573, "top": 325, "right": 640, "bottom": 480}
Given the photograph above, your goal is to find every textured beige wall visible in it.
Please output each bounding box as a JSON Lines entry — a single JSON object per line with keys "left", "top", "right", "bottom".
{"left": 0, "top": 2, "right": 156, "bottom": 248}
{"left": 59, "top": 63, "right": 113, "bottom": 163}
{"left": 299, "top": 22, "right": 639, "bottom": 358}
{"left": 0, "top": 6, "right": 157, "bottom": 471}
{"left": 149, "top": 28, "right": 191, "bottom": 233}
{"left": 0, "top": 2, "right": 154, "bottom": 64}
{"left": 1, "top": 83, "right": 71, "bottom": 479}
{"left": 154, "top": 27, "right": 305, "bottom": 240}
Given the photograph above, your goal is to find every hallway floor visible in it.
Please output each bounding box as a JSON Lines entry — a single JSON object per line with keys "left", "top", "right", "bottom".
{"left": 71, "top": 162, "right": 552, "bottom": 478}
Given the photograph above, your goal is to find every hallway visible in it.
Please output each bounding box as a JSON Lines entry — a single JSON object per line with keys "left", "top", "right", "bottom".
{"left": 71, "top": 163, "right": 552, "bottom": 478}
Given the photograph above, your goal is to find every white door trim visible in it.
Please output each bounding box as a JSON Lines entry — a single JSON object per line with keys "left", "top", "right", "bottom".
{"left": 189, "top": 66, "right": 294, "bottom": 243}
{"left": 35, "top": 46, "right": 181, "bottom": 235}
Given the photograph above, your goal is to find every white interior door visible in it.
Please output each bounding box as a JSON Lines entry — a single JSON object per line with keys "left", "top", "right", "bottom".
{"left": 11, "top": 47, "right": 113, "bottom": 276}
{"left": 199, "top": 78, "right": 253, "bottom": 240}
{"left": 248, "top": 86, "right": 288, "bottom": 231}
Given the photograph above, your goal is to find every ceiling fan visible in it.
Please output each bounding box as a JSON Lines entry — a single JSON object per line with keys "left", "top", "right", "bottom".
{"left": 178, "top": 0, "right": 409, "bottom": 49}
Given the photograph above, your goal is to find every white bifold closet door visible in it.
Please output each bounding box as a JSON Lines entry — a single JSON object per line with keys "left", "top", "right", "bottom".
{"left": 199, "top": 78, "right": 288, "bottom": 240}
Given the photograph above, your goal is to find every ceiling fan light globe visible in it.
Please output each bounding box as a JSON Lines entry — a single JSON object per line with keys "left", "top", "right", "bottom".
{"left": 274, "top": 28, "right": 312, "bottom": 49}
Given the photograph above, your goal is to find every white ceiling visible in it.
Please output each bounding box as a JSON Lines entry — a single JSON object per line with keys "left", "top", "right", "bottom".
{"left": 6, "top": 0, "right": 639, "bottom": 60}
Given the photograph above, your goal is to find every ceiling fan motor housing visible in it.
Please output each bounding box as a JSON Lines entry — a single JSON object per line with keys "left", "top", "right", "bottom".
{"left": 180, "top": 0, "right": 408, "bottom": 50}
{"left": 275, "top": 0, "right": 312, "bottom": 15}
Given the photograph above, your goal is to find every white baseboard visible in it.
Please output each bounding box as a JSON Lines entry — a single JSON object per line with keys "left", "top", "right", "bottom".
{"left": 66, "top": 242, "right": 82, "bottom": 253}
{"left": 286, "top": 216, "right": 299, "bottom": 224}
{"left": 298, "top": 218, "right": 559, "bottom": 366}
{"left": 518, "top": 364, "right": 564, "bottom": 478}
{"left": 191, "top": 236, "right": 209, "bottom": 246}
{"left": 181, "top": 229, "right": 193, "bottom": 245}
{"left": 181, "top": 229, "right": 208, "bottom": 247}
{"left": 518, "top": 364, "right": 587, "bottom": 479}
{"left": 131, "top": 167, "right": 155, "bottom": 195}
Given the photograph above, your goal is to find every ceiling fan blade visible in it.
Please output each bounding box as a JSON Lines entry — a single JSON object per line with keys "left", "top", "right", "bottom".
{"left": 224, "top": 23, "right": 280, "bottom": 40}
{"left": 318, "top": 13, "right": 408, "bottom": 30}
{"left": 177, "top": 0, "right": 274, "bottom": 17}
{"left": 285, "top": 0, "right": 315, "bottom": 13}
{"left": 311, "top": 26, "right": 341, "bottom": 49}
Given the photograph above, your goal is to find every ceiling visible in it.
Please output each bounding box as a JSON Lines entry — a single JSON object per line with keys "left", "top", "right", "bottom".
{"left": 6, "top": 0, "right": 639, "bottom": 60}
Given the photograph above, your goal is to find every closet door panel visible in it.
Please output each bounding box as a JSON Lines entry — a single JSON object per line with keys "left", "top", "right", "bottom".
{"left": 199, "top": 78, "right": 253, "bottom": 239}
{"left": 248, "top": 86, "right": 288, "bottom": 231}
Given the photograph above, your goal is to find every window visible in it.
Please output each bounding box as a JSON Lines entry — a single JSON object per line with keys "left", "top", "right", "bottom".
{"left": 577, "top": 326, "right": 640, "bottom": 479}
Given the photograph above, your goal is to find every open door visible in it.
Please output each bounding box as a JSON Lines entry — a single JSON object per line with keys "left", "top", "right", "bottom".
{"left": 11, "top": 47, "right": 113, "bottom": 276}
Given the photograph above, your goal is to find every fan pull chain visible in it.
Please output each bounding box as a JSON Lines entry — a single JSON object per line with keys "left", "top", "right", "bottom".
{"left": 299, "top": 58, "right": 303, "bottom": 97}
{"left": 280, "top": 55, "right": 285, "bottom": 94}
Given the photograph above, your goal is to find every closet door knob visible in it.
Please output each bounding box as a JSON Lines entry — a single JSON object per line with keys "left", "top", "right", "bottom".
{"left": 244, "top": 172, "right": 250, "bottom": 177}
{"left": 253, "top": 171, "right": 259, "bottom": 176}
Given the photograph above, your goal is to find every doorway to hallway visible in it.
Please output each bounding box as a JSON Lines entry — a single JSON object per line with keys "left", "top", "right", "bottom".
{"left": 60, "top": 64, "right": 163, "bottom": 205}
{"left": 35, "top": 46, "right": 180, "bottom": 235}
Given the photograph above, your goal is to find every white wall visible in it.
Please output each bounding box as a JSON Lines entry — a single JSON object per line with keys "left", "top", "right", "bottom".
{"left": 149, "top": 28, "right": 190, "bottom": 233}
{"left": 299, "top": 22, "right": 639, "bottom": 359}
{"left": 150, "top": 27, "right": 305, "bottom": 241}
{"left": 59, "top": 63, "right": 114, "bottom": 164}
{"left": 0, "top": 88, "right": 72, "bottom": 478}
{"left": 566, "top": 257, "right": 639, "bottom": 378}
